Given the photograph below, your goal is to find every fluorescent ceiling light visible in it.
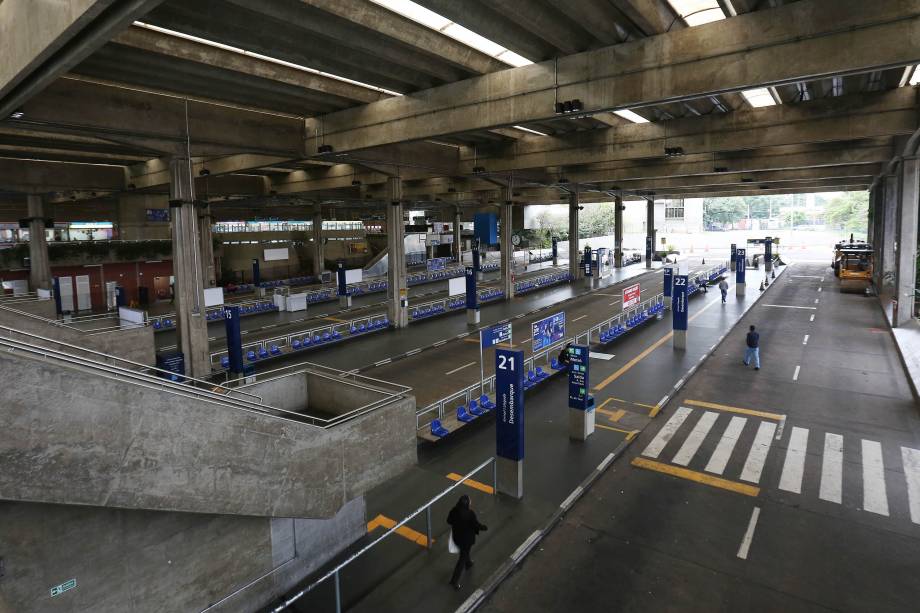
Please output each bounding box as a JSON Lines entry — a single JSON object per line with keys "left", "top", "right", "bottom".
{"left": 741, "top": 88, "right": 776, "bottom": 108}
{"left": 132, "top": 22, "right": 402, "bottom": 96}
{"left": 368, "top": 0, "right": 533, "bottom": 68}
{"left": 910, "top": 66, "right": 920, "bottom": 86}
{"left": 513, "top": 125, "right": 549, "bottom": 136}
{"left": 612, "top": 109, "right": 649, "bottom": 124}
{"left": 667, "top": 0, "right": 726, "bottom": 26}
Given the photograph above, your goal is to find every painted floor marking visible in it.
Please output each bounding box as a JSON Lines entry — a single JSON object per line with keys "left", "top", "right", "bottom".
{"left": 446, "top": 472, "right": 495, "bottom": 495}
{"left": 814, "top": 298, "right": 820, "bottom": 304}
{"left": 571, "top": 315, "right": 588, "bottom": 322}
{"left": 819, "top": 432, "right": 844, "bottom": 504}
{"left": 672, "top": 411, "right": 720, "bottom": 466}
{"left": 631, "top": 457, "right": 760, "bottom": 497}
{"left": 367, "top": 514, "right": 431, "bottom": 547}
{"left": 862, "top": 440, "right": 889, "bottom": 516}
{"left": 705, "top": 416, "right": 748, "bottom": 475}
{"left": 793, "top": 365, "right": 801, "bottom": 381}
{"left": 445, "top": 361, "right": 477, "bottom": 376}
{"left": 641, "top": 406, "right": 693, "bottom": 459}
{"left": 737, "top": 507, "right": 762, "bottom": 560}
{"left": 778, "top": 427, "right": 809, "bottom": 494}
{"left": 810, "top": 314, "right": 815, "bottom": 322}
{"left": 803, "top": 334, "right": 809, "bottom": 345}
{"left": 763, "top": 304, "right": 817, "bottom": 310}
{"left": 818, "top": 287, "right": 823, "bottom": 292}
{"left": 903, "top": 446, "right": 920, "bottom": 524}
{"left": 740, "top": 421, "right": 777, "bottom": 484}
{"left": 589, "top": 352, "right": 615, "bottom": 360}
{"left": 684, "top": 399, "right": 784, "bottom": 421}
{"left": 596, "top": 423, "right": 639, "bottom": 439}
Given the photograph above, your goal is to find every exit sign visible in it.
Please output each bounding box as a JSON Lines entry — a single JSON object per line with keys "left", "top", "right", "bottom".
{"left": 50, "top": 578, "right": 76, "bottom": 597}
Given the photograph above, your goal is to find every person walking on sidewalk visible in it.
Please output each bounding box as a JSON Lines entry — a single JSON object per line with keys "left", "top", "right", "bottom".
{"left": 744, "top": 325, "right": 760, "bottom": 370}
{"left": 718, "top": 279, "right": 729, "bottom": 303}
{"left": 447, "top": 494, "right": 488, "bottom": 590}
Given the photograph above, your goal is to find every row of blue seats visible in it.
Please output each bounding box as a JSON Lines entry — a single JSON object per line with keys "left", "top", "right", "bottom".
{"left": 480, "top": 263, "right": 501, "bottom": 272}
{"left": 447, "top": 297, "right": 465, "bottom": 309}
{"left": 431, "top": 395, "right": 497, "bottom": 436}
{"left": 515, "top": 272, "right": 573, "bottom": 294}
{"left": 523, "top": 366, "right": 552, "bottom": 390}
{"left": 411, "top": 303, "right": 448, "bottom": 319}
{"left": 351, "top": 318, "right": 389, "bottom": 334}
{"left": 347, "top": 281, "right": 387, "bottom": 295}
{"left": 306, "top": 290, "right": 336, "bottom": 303}
{"left": 598, "top": 302, "right": 664, "bottom": 344}
{"left": 479, "top": 288, "right": 504, "bottom": 301}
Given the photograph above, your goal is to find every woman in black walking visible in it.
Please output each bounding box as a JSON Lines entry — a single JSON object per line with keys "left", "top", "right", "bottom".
{"left": 447, "top": 494, "right": 488, "bottom": 590}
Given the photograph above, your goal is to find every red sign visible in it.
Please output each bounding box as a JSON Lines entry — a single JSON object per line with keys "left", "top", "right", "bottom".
{"left": 623, "top": 283, "right": 641, "bottom": 308}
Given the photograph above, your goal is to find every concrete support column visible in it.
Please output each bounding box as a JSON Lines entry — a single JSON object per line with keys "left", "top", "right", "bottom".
{"left": 169, "top": 157, "right": 210, "bottom": 378}
{"left": 568, "top": 191, "right": 581, "bottom": 280}
{"left": 26, "top": 194, "right": 51, "bottom": 292}
{"left": 614, "top": 195, "right": 624, "bottom": 268}
{"left": 453, "top": 206, "right": 462, "bottom": 262}
{"left": 880, "top": 173, "right": 900, "bottom": 306}
{"left": 386, "top": 178, "right": 408, "bottom": 328}
{"left": 646, "top": 198, "right": 656, "bottom": 269}
{"left": 198, "top": 202, "right": 216, "bottom": 288}
{"left": 501, "top": 195, "right": 514, "bottom": 299}
{"left": 312, "top": 206, "right": 324, "bottom": 277}
{"left": 895, "top": 158, "right": 920, "bottom": 326}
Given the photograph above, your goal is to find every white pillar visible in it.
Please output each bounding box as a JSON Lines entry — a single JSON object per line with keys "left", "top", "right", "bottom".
{"left": 895, "top": 158, "right": 920, "bottom": 326}
{"left": 568, "top": 191, "right": 580, "bottom": 280}
{"left": 386, "top": 178, "right": 408, "bottom": 328}
{"left": 501, "top": 195, "right": 514, "bottom": 299}
{"left": 312, "top": 206, "right": 324, "bottom": 277}
{"left": 614, "top": 195, "right": 624, "bottom": 268}
{"left": 646, "top": 198, "right": 655, "bottom": 268}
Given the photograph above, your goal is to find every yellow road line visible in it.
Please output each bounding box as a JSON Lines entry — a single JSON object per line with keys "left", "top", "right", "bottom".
{"left": 596, "top": 423, "right": 640, "bottom": 440}
{"left": 367, "top": 514, "right": 431, "bottom": 547}
{"left": 598, "top": 397, "right": 614, "bottom": 410}
{"left": 594, "top": 297, "right": 721, "bottom": 391}
{"left": 632, "top": 401, "right": 656, "bottom": 409}
{"left": 596, "top": 407, "right": 626, "bottom": 422}
{"left": 685, "top": 399, "right": 785, "bottom": 421}
{"left": 631, "top": 457, "right": 760, "bottom": 497}
{"left": 324, "top": 316, "right": 348, "bottom": 323}
{"left": 446, "top": 472, "right": 495, "bottom": 494}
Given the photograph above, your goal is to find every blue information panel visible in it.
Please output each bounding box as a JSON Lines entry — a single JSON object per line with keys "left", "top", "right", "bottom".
{"left": 52, "top": 277, "right": 63, "bottom": 315}
{"left": 731, "top": 243, "right": 737, "bottom": 262}
{"left": 583, "top": 246, "right": 592, "bottom": 277}
{"left": 472, "top": 248, "right": 481, "bottom": 272}
{"left": 646, "top": 235, "right": 653, "bottom": 262}
{"left": 156, "top": 352, "right": 185, "bottom": 381}
{"left": 465, "top": 266, "right": 478, "bottom": 309}
{"left": 495, "top": 348, "right": 525, "bottom": 461}
{"left": 251, "top": 258, "right": 260, "bottom": 286}
{"left": 764, "top": 238, "right": 772, "bottom": 262}
{"left": 224, "top": 305, "right": 244, "bottom": 374}
{"left": 551, "top": 238, "right": 558, "bottom": 260}
{"left": 567, "top": 345, "right": 591, "bottom": 410}
{"left": 532, "top": 312, "right": 565, "bottom": 352}
{"left": 663, "top": 267, "right": 673, "bottom": 298}
{"left": 736, "top": 248, "right": 746, "bottom": 285}
{"left": 336, "top": 261, "right": 347, "bottom": 296}
{"left": 481, "top": 321, "right": 512, "bottom": 348}
{"left": 474, "top": 213, "right": 498, "bottom": 245}
{"left": 672, "top": 274, "right": 689, "bottom": 331}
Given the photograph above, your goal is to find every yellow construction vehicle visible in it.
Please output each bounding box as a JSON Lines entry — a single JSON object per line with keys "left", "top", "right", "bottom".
{"left": 832, "top": 234, "right": 873, "bottom": 293}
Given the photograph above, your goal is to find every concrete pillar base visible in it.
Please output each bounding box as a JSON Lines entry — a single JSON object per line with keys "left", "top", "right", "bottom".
{"left": 467, "top": 309, "right": 480, "bottom": 325}
{"left": 569, "top": 407, "right": 595, "bottom": 441}
{"left": 339, "top": 295, "right": 352, "bottom": 308}
{"left": 736, "top": 283, "right": 746, "bottom": 297}
{"left": 592, "top": 275, "right": 600, "bottom": 288}
{"left": 553, "top": 257, "right": 558, "bottom": 267}
{"left": 765, "top": 261, "right": 773, "bottom": 272}
{"left": 585, "top": 276, "right": 593, "bottom": 289}
{"left": 673, "top": 329, "right": 688, "bottom": 350}
{"left": 730, "top": 260, "right": 736, "bottom": 272}
{"left": 476, "top": 271, "right": 484, "bottom": 282}
{"left": 496, "top": 457, "right": 523, "bottom": 499}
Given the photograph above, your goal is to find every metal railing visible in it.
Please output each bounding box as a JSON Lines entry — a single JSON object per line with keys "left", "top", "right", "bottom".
{"left": 267, "top": 456, "right": 497, "bottom": 613}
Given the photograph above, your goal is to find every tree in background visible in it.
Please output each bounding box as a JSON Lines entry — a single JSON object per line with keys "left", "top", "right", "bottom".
{"left": 824, "top": 191, "right": 869, "bottom": 232}
{"left": 578, "top": 202, "right": 617, "bottom": 238}
{"left": 703, "top": 197, "right": 747, "bottom": 228}
{"left": 783, "top": 210, "right": 807, "bottom": 226}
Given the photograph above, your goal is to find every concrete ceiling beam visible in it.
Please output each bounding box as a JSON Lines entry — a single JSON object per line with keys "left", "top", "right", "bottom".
{"left": 307, "top": 0, "right": 920, "bottom": 152}
{"left": 0, "top": 0, "right": 166, "bottom": 118}
{"left": 0, "top": 157, "right": 125, "bottom": 193}
{"left": 610, "top": 0, "right": 683, "bottom": 36}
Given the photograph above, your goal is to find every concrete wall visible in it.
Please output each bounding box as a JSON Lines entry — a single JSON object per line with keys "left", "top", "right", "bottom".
{"left": 0, "top": 496, "right": 366, "bottom": 613}
{"left": 241, "top": 372, "right": 308, "bottom": 413}
{"left": 0, "top": 350, "right": 417, "bottom": 518}
{"left": 0, "top": 301, "right": 156, "bottom": 366}
{"left": 116, "top": 194, "right": 171, "bottom": 241}
{"left": 306, "top": 371, "right": 389, "bottom": 417}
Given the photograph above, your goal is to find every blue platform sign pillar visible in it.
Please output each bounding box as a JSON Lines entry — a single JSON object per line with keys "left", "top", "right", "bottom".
{"left": 730, "top": 243, "right": 737, "bottom": 272}
{"left": 583, "top": 246, "right": 592, "bottom": 287}
{"left": 465, "top": 265, "right": 479, "bottom": 325}
{"left": 663, "top": 267, "right": 674, "bottom": 298}
{"left": 567, "top": 345, "right": 595, "bottom": 440}
{"left": 223, "top": 305, "right": 244, "bottom": 375}
{"left": 472, "top": 246, "right": 483, "bottom": 281}
{"left": 672, "top": 274, "right": 689, "bottom": 350}
{"left": 764, "top": 237, "right": 773, "bottom": 272}
{"left": 551, "top": 237, "right": 559, "bottom": 266}
{"left": 251, "top": 258, "right": 260, "bottom": 286}
{"left": 52, "top": 276, "right": 63, "bottom": 315}
{"left": 735, "top": 248, "right": 746, "bottom": 297}
{"left": 495, "top": 347, "right": 524, "bottom": 498}
{"left": 336, "top": 261, "right": 351, "bottom": 307}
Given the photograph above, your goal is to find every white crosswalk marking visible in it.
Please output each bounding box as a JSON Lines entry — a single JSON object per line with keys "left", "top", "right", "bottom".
{"left": 642, "top": 406, "right": 693, "bottom": 459}
{"left": 819, "top": 433, "right": 843, "bottom": 504}
{"left": 672, "top": 411, "right": 719, "bottom": 466}
{"left": 862, "top": 440, "right": 889, "bottom": 516}
{"left": 704, "top": 416, "right": 747, "bottom": 475}
{"left": 740, "top": 421, "right": 777, "bottom": 484}
{"left": 901, "top": 447, "right": 920, "bottom": 524}
{"left": 779, "top": 427, "right": 809, "bottom": 494}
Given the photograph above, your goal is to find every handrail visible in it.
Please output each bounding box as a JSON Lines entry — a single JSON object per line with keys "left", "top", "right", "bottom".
{"left": 0, "top": 324, "right": 262, "bottom": 404}
{"left": 268, "top": 456, "right": 497, "bottom": 613}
